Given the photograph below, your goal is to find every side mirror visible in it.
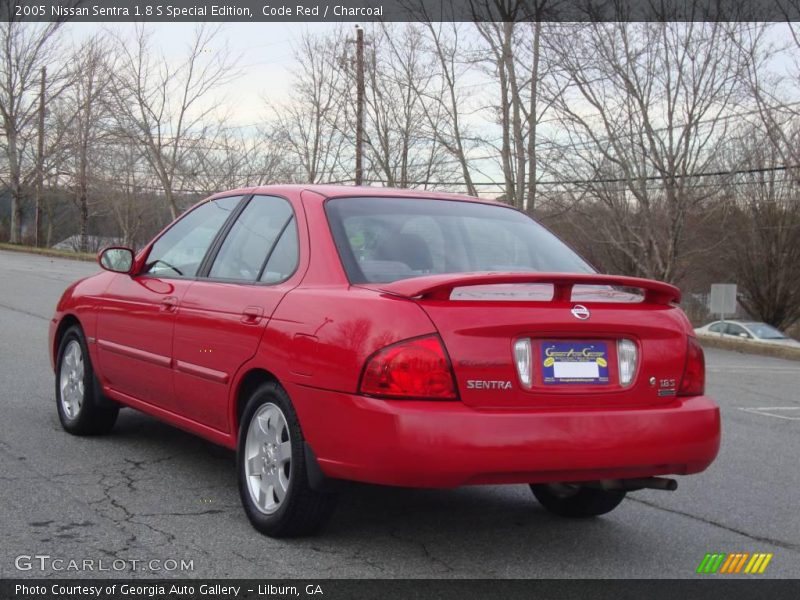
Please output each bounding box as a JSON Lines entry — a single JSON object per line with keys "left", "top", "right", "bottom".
{"left": 739, "top": 332, "right": 749, "bottom": 339}
{"left": 99, "top": 247, "right": 135, "bottom": 274}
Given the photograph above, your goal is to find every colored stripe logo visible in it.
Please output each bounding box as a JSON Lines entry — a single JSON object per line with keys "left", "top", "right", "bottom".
{"left": 696, "top": 553, "right": 773, "bottom": 574}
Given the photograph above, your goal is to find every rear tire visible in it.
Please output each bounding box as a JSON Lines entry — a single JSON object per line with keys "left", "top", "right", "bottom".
{"left": 237, "top": 382, "right": 337, "bottom": 537}
{"left": 531, "top": 483, "right": 626, "bottom": 518}
{"left": 56, "top": 325, "right": 118, "bottom": 436}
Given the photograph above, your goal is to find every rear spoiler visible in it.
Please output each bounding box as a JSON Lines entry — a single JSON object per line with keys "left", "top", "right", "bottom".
{"left": 363, "top": 272, "right": 681, "bottom": 305}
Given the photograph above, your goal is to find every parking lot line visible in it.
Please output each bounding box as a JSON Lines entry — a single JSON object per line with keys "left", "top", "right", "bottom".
{"left": 707, "top": 366, "right": 799, "bottom": 372}
{"left": 738, "top": 407, "right": 800, "bottom": 420}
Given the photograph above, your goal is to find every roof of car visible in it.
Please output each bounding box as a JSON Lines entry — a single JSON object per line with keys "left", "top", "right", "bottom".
{"left": 709, "top": 319, "right": 745, "bottom": 323}
{"left": 209, "top": 184, "right": 502, "bottom": 205}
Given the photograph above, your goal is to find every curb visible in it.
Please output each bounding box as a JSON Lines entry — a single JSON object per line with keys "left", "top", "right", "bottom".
{"left": 0, "top": 243, "right": 95, "bottom": 263}
{"left": 698, "top": 335, "right": 800, "bottom": 362}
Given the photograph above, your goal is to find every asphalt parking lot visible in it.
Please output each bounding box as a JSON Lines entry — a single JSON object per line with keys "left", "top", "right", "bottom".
{"left": 0, "top": 249, "right": 798, "bottom": 579}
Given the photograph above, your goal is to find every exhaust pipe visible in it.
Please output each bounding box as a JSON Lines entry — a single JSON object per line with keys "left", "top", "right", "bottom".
{"left": 620, "top": 477, "right": 678, "bottom": 491}
{"left": 583, "top": 477, "right": 678, "bottom": 492}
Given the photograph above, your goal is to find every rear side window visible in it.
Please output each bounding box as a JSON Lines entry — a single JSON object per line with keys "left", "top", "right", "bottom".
{"left": 143, "top": 196, "right": 242, "bottom": 278}
{"left": 209, "top": 195, "right": 297, "bottom": 283}
{"left": 325, "top": 197, "right": 593, "bottom": 284}
{"left": 260, "top": 221, "right": 299, "bottom": 284}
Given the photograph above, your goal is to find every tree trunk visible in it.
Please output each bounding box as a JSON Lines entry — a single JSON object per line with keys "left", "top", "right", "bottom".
{"left": 165, "top": 187, "right": 178, "bottom": 220}
{"left": 7, "top": 122, "right": 22, "bottom": 243}
{"left": 78, "top": 187, "right": 88, "bottom": 252}
{"left": 526, "top": 21, "right": 541, "bottom": 213}
{"left": 78, "top": 146, "right": 89, "bottom": 252}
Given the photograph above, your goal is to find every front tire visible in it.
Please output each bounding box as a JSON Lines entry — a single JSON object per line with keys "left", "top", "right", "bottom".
{"left": 56, "top": 325, "right": 118, "bottom": 435}
{"left": 531, "top": 483, "right": 626, "bottom": 518}
{"left": 237, "top": 382, "right": 337, "bottom": 537}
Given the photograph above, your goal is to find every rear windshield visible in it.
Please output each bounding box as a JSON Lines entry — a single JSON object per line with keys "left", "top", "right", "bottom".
{"left": 325, "top": 197, "right": 594, "bottom": 284}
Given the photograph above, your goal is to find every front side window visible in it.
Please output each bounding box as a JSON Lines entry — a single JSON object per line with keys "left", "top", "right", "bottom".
{"left": 325, "top": 197, "right": 593, "bottom": 284}
{"left": 143, "top": 196, "right": 242, "bottom": 278}
{"left": 725, "top": 323, "right": 750, "bottom": 338}
{"left": 209, "top": 195, "right": 297, "bottom": 282}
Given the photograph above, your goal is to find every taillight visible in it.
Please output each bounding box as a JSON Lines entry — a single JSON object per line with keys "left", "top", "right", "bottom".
{"left": 678, "top": 336, "right": 705, "bottom": 396}
{"left": 513, "top": 338, "right": 532, "bottom": 388}
{"left": 617, "top": 338, "right": 638, "bottom": 387}
{"left": 359, "top": 335, "right": 457, "bottom": 400}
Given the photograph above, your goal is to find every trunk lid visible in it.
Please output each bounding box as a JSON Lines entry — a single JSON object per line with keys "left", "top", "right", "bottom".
{"left": 361, "top": 272, "right": 690, "bottom": 409}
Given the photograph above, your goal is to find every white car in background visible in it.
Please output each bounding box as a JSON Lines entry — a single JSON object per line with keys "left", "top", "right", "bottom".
{"left": 695, "top": 320, "right": 800, "bottom": 348}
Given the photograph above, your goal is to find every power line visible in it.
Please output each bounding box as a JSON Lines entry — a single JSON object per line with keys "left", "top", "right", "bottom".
{"left": 20, "top": 162, "right": 796, "bottom": 196}
{"left": 349, "top": 163, "right": 800, "bottom": 191}
{"left": 537, "top": 164, "right": 800, "bottom": 187}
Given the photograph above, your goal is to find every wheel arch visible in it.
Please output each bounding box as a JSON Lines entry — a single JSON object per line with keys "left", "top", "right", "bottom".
{"left": 53, "top": 313, "right": 82, "bottom": 365}
{"left": 231, "top": 365, "right": 336, "bottom": 499}
{"left": 231, "top": 367, "right": 281, "bottom": 437}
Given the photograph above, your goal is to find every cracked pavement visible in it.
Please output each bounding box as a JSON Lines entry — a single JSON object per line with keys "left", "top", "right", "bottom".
{"left": 0, "top": 249, "right": 798, "bottom": 578}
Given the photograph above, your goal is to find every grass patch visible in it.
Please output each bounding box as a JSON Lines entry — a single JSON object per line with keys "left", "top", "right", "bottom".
{"left": 698, "top": 335, "right": 800, "bottom": 362}
{"left": 0, "top": 242, "right": 95, "bottom": 262}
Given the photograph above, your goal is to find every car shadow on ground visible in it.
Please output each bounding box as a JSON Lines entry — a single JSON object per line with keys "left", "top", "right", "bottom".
{"left": 45, "top": 406, "right": 662, "bottom": 579}
{"left": 100, "top": 408, "right": 632, "bottom": 539}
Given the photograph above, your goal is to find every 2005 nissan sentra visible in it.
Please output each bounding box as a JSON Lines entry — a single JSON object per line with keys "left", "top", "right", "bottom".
{"left": 49, "top": 185, "right": 720, "bottom": 537}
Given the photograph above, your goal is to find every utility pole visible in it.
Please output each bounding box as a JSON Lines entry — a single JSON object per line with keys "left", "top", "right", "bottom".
{"left": 354, "top": 25, "right": 365, "bottom": 186}
{"left": 34, "top": 66, "right": 46, "bottom": 247}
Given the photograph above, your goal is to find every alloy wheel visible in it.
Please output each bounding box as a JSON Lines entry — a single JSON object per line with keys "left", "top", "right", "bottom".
{"left": 59, "top": 339, "right": 85, "bottom": 420}
{"left": 244, "top": 402, "right": 292, "bottom": 514}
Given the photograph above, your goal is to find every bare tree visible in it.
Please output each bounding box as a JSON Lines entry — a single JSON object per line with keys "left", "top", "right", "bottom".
{"left": 475, "top": 20, "right": 525, "bottom": 207}
{"left": 361, "top": 23, "right": 456, "bottom": 188}
{"left": 474, "top": 17, "right": 560, "bottom": 210}
{"left": 61, "top": 34, "right": 115, "bottom": 251}
{"left": 277, "top": 24, "right": 458, "bottom": 189}
{"left": 0, "top": 19, "right": 63, "bottom": 243}
{"left": 545, "top": 22, "right": 753, "bottom": 283}
{"left": 739, "top": 6, "right": 800, "bottom": 180}
{"left": 101, "top": 144, "right": 146, "bottom": 248}
{"left": 723, "top": 128, "right": 800, "bottom": 329}
{"left": 109, "top": 24, "right": 237, "bottom": 219}
{"left": 93, "top": 140, "right": 163, "bottom": 250}
{"left": 269, "top": 31, "right": 349, "bottom": 184}
{"left": 415, "top": 20, "right": 479, "bottom": 195}
{"left": 729, "top": 20, "right": 800, "bottom": 328}
{"left": 188, "top": 127, "right": 293, "bottom": 191}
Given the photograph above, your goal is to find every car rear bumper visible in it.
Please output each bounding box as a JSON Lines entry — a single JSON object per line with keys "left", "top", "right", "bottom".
{"left": 291, "top": 385, "right": 721, "bottom": 488}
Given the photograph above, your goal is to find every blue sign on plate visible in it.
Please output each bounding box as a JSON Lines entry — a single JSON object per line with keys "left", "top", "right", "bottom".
{"left": 541, "top": 341, "right": 609, "bottom": 384}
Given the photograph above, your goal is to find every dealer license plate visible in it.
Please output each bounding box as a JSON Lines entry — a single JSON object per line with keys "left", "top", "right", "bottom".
{"left": 541, "top": 341, "right": 610, "bottom": 384}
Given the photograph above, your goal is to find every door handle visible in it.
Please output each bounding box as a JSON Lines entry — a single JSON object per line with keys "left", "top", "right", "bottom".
{"left": 241, "top": 306, "right": 264, "bottom": 324}
{"left": 161, "top": 296, "right": 179, "bottom": 313}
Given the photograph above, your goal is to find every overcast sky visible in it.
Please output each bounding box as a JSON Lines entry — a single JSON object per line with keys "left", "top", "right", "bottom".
{"left": 60, "top": 21, "right": 798, "bottom": 193}
{"left": 63, "top": 20, "right": 796, "bottom": 123}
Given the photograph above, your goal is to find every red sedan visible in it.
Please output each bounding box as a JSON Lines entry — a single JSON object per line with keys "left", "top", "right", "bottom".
{"left": 49, "top": 185, "right": 720, "bottom": 537}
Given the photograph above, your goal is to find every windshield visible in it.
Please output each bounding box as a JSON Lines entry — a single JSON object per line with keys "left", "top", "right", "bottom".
{"left": 743, "top": 322, "right": 787, "bottom": 340}
{"left": 325, "top": 197, "right": 594, "bottom": 284}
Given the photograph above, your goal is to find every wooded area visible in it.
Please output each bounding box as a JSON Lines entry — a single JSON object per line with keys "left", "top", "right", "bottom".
{"left": 1, "top": 17, "right": 799, "bottom": 330}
